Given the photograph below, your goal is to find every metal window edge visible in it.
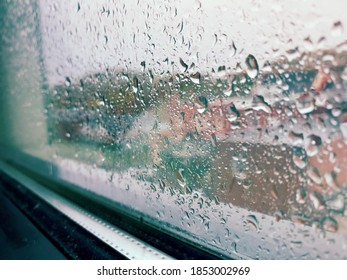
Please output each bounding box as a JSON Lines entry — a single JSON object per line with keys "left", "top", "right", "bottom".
{"left": 0, "top": 160, "right": 174, "bottom": 260}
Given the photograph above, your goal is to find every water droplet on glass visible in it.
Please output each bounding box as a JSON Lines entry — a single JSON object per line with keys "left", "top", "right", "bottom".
{"left": 288, "top": 131, "right": 304, "bottom": 145}
{"left": 332, "top": 21, "right": 343, "bottom": 37}
{"left": 177, "top": 168, "right": 186, "bottom": 187}
{"left": 211, "top": 133, "right": 217, "bottom": 147}
{"left": 245, "top": 54, "right": 259, "bottom": 78}
{"left": 231, "top": 241, "right": 238, "bottom": 253}
{"left": 217, "top": 65, "right": 227, "bottom": 78}
{"left": 303, "top": 36, "right": 314, "bottom": 51}
{"left": 327, "top": 194, "right": 345, "bottom": 213}
{"left": 177, "top": 20, "right": 184, "bottom": 34}
{"left": 195, "top": 96, "right": 208, "bottom": 114}
{"left": 242, "top": 178, "right": 253, "bottom": 190}
{"left": 309, "top": 192, "right": 325, "bottom": 210}
{"left": 186, "top": 185, "right": 193, "bottom": 194}
{"left": 227, "top": 104, "right": 240, "bottom": 122}
{"left": 140, "top": 61, "right": 146, "bottom": 72}
{"left": 204, "top": 222, "right": 210, "bottom": 231}
{"left": 296, "top": 93, "right": 315, "bottom": 115}
{"left": 197, "top": 197, "right": 204, "bottom": 209}
{"left": 290, "top": 240, "right": 303, "bottom": 249}
{"left": 158, "top": 179, "right": 165, "bottom": 191}
{"left": 305, "top": 135, "right": 322, "bottom": 157}
{"left": 293, "top": 150, "right": 307, "bottom": 169}
{"left": 252, "top": 95, "right": 272, "bottom": 113}
{"left": 229, "top": 41, "right": 237, "bottom": 57}
{"left": 65, "top": 77, "right": 71, "bottom": 87}
{"left": 150, "top": 183, "right": 157, "bottom": 191}
{"left": 295, "top": 187, "right": 306, "bottom": 204}
{"left": 274, "top": 210, "right": 284, "bottom": 222}
{"left": 244, "top": 214, "right": 259, "bottom": 232}
{"left": 132, "top": 76, "right": 139, "bottom": 93}
{"left": 223, "top": 86, "right": 232, "bottom": 97}
{"left": 190, "top": 72, "right": 201, "bottom": 84}
{"left": 179, "top": 58, "right": 188, "bottom": 72}
{"left": 322, "top": 217, "right": 338, "bottom": 233}
{"left": 286, "top": 47, "right": 300, "bottom": 61}
{"left": 324, "top": 172, "right": 338, "bottom": 189}
{"left": 332, "top": 108, "right": 341, "bottom": 118}
{"left": 307, "top": 167, "right": 323, "bottom": 185}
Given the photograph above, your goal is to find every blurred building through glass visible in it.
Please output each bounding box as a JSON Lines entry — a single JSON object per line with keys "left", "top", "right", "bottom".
{"left": 1, "top": 0, "right": 347, "bottom": 259}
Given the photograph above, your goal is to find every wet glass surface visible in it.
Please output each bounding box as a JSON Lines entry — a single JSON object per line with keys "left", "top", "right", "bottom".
{"left": 2, "top": 0, "right": 347, "bottom": 259}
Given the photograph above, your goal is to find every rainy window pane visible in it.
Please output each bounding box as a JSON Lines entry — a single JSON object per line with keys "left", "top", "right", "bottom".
{"left": 2, "top": 0, "right": 347, "bottom": 259}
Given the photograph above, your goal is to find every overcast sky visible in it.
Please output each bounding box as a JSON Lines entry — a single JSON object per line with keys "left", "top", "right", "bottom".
{"left": 39, "top": 0, "right": 347, "bottom": 86}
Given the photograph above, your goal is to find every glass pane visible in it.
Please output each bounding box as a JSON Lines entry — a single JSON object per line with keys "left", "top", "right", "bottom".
{"left": 1, "top": 0, "right": 347, "bottom": 259}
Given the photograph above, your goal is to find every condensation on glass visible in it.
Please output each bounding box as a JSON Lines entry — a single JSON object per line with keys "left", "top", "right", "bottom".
{"left": 2, "top": 0, "right": 347, "bottom": 259}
